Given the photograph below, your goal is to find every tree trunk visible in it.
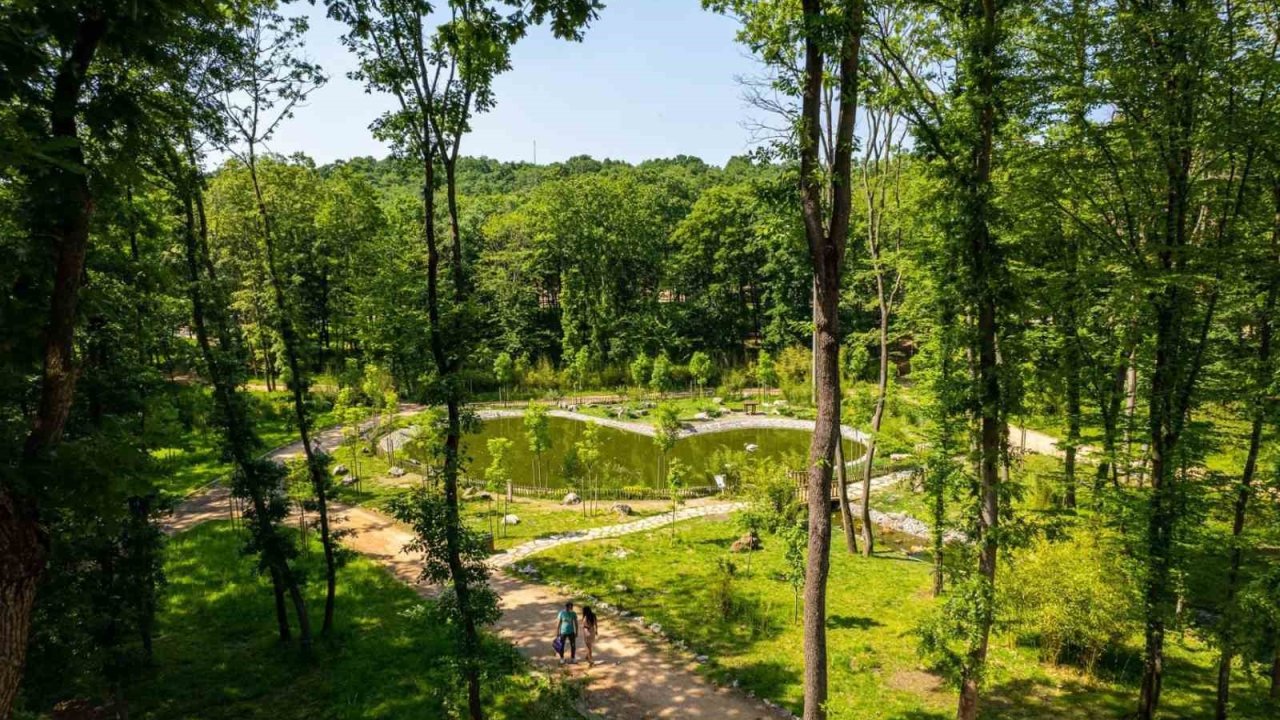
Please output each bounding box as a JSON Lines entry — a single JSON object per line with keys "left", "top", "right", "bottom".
{"left": 836, "top": 440, "right": 857, "bottom": 554}
{"left": 1214, "top": 186, "right": 1278, "bottom": 720}
{"left": 248, "top": 157, "right": 339, "bottom": 635}
{"left": 955, "top": 0, "right": 1002, "bottom": 715}
{"left": 1, "top": 14, "right": 108, "bottom": 715}
{"left": 177, "top": 145, "right": 308, "bottom": 648}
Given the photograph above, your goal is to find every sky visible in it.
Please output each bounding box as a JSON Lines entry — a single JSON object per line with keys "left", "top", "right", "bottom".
{"left": 265, "top": 1, "right": 770, "bottom": 167}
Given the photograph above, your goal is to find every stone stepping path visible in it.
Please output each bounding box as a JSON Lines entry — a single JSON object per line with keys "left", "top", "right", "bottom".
{"left": 491, "top": 501, "right": 746, "bottom": 568}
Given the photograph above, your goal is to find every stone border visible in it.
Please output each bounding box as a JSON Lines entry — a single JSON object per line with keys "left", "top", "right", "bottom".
{"left": 476, "top": 408, "right": 872, "bottom": 466}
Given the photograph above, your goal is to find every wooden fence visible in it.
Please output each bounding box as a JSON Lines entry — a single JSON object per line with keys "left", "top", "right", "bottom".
{"left": 461, "top": 479, "right": 721, "bottom": 503}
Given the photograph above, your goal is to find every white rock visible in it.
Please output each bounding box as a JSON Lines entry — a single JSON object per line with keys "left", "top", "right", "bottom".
{"left": 611, "top": 548, "right": 631, "bottom": 559}
{"left": 562, "top": 492, "right": 582, "bottom": 505}
{"left": 388, "top": 466, "right": 406, "bottom": 477}
{"left": 744, "top": 443, "right": 759, "bottom": 453}
{"left": 502, "top": 514, "right": 521, "bottom": 525}
{"left": 890, "top": 452, "right": 912, "bottom": 462}
{"left": 696, "top": 654, "right": 709, "bottom": 663}
{"left": 332, "top": 464, "right": 349, "bottom": 476}
{"left": 694, "top": 411, "right": 710, "bottom": 420}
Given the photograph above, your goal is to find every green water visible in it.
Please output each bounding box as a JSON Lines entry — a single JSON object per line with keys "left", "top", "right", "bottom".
{"left": 459, "top": 416, "right": 858, "bottom": 489}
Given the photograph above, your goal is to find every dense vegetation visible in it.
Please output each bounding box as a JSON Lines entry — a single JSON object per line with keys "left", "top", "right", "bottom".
{"left": 1, "top": 1, "right": 1278, "bottom": 720}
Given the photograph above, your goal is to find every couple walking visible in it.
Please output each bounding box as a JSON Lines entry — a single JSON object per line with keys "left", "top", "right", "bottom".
{"left": 553, "top": 601, "right": 598, "bottom": 665}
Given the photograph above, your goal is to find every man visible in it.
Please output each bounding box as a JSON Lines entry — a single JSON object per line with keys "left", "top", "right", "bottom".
{"left": 554, "top": 600, "right": 579, "bottom": 664}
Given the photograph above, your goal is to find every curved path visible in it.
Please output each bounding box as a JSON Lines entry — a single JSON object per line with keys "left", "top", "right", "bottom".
{"left": 169, "top": 405, "right": 790, "bottom": 720}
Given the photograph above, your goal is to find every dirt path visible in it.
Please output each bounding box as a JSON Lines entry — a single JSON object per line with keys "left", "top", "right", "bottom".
{"left": 1009, "top": 425, "right": 1094, "bottom": 458}
{"left": 326, "top": 502, "right": 784, "bottom": 720}
{"left": 168, "top": 404, "right": 787, "bottom": 720}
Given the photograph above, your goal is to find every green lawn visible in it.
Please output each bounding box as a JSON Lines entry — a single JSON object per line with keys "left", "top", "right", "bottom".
{"left": 522, "top": 513, "right": 1277, "bottom": 720}
{"left": 114, "top": 522, "right": 578, "bottom": 720}
{"left": 462, "top": 496, "right": 664, "bottom": 551}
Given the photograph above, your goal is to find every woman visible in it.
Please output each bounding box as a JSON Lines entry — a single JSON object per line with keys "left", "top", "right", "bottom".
{"left": 580, "top": 606, "right": 598, "bottom": 665}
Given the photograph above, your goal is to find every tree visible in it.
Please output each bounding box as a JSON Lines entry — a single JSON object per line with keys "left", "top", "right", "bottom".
{"left": 650, "top": 352, "right": 673, "bottom": 396}
{"left": 211, "top": 5, "right": 340, "bottom": 635}
{"left": 630, "top": 353, "right": 653, "bottom": 390}
{"left": 575, "top": 422, "right": 602, "bottom": 518}
{"left": 493, "top": 351, "right": 515, "bottom": 404}
{"left": 666, "top": 458, "right": 687, "bottom": 537}
{"left": 689, "top": 351, "right": 713, "bottom": 397}
{"left": 484, "top": 437, "right": 513, "bottom": 535}
{"left": 524, "top": 403, "right": 551, "bottom": 489}
{"left": 653, "top": 403, "right": 682, "bottom": 489}
{"left": 755, "top": 349, "right": 778, "bottom": 400}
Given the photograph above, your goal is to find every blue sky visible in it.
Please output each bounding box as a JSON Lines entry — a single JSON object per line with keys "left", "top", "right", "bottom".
{"left": 267, "top": 1, "right": 768, "bottom": 167}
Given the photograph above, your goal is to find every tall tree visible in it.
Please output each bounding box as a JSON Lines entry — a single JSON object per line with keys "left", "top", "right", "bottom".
{"left": 332, "top": 1, "right": 599, "bottom": 715}
{"left": 211, "top": 5, "right": 336, "bottom": 634}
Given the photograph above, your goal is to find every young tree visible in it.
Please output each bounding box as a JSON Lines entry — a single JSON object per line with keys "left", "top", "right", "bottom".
{"left": 575, "top": 422, "right": 602, "bottom": 518}
{"left": 493, "top": 351, "right": 515, "bottom": 404}
{"left": 650, "top": 351, "right": 673, "bottom": 397}
{"left": 484, "top": 438, "right": 514, "bottom": 536}
{"left": 524, "top": 403, "right": 551, "bottom": 489}
{"left": 689, "top": 351, "right": 713, "bottom": 397}
{"left": 666, "top": 458, "right": 687, "bottom": 538}
{"left": 630, "top": 352, "right": 652, "bottom": 391}
{"left": 652, "top": 403, "right": 682, "bottom": 489}
{"left": 755, "top": 349, "right": 777, "bottom": 401}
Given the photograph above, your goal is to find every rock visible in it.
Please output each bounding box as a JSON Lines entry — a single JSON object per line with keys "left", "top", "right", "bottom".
{"left": 730, "top": 531, "right": 762, "bottom": 553}
{"left": 342, "top": 476, "right": 359, "bottom": 486}
{"left": 388, "top": 466, "right": 406, "bottom": 477}
{"left": 649, "top": 623, "right": 663, "bottom": 634}
{"left": 613, "top": 583, "right": 631, "bottom": 593}
{"left": 611, "top": 503, "right": 633, "bottom": 517}
{"left": 714, "top": 474, "right": 727, "bottom": 490}
{"left": 694, "top": 411, "right": 710, "bottom": 420}
{"left": 712, "top": 396, "right": 723, "bottom": 404}
{"left": 502, "top": 514, "right": 520, "bottom": 525}
{"left": 332, "top": 464, "right": 349, "bottom": 476}
{"left": 562, "top": 492, "right": 582, "bottom": 505}
{"left": 360, "top": 446, "right": 372, "bottom": 455}
{"left": 890, "top": 452, "right": 912, "bottom": 462}
{"left": 696, "top": 654, "right": 709, "bottom": 663}
{"left": 406, "top": 458, "right": 421, "bottom": 466}
{"left": 744, "top": 443, "right": 759, "bottom": 453}
{"left": 610, "top": 548, "right": 631, "bottom": 559}
{"left": 52, "top": 699, "right": 124, "bottom": 720}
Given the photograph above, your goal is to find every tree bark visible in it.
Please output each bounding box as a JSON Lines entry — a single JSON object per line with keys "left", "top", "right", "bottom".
{"left": 247, "top": 155, "right": 339, "bottom": 636}
{"left": 1, "top": 13, "right": 107, "bottom": 716}
{"left": 836, "top": 440, "right": 857, "bottom": 554}
{"left": 956, "top": 1, "right": 1002, "bottom": 717}
{"left": 177, "top": 148, "right": 308, "bottom": 647}
{"left": 1214, "top": 181, "right": 1278, "bottom": 720}
{"left": 798, "top": 2, "right": 862, "bottom": 718}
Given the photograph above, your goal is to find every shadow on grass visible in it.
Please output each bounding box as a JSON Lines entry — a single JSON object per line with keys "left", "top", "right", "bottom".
{"left": 827, "top": 614, "right": 883, "bottom": 631}
{"left": 887, "top": 711, "right": 951, "bottom": 720}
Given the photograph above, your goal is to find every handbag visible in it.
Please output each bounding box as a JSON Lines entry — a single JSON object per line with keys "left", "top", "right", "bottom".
{"left": 553, "top": 635, "right": 565, "bottom": 655}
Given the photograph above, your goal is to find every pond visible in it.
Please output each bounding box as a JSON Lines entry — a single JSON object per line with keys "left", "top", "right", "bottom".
{"left": 457, "top": 416, "right": 861, "bottom": 490}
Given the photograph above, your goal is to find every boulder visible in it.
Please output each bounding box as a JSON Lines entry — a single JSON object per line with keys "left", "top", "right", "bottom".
{"left": 610, "top": 548, "right": 631, "bottom": 559}
{"left": 730, "top": 531, "right": 762, "bottom": 553}
{"left": 388, "top": 466, "right": 406, "bottom": 478}
{"left": 744, "top": 443, "right": 759, "bottom": 453}
{"left": 611, "top": 503, "right": 633, "bottom": 517}
{"left": 614, "top": 583, "right": 631, "bottom": 593}
{"left": 694, "top": 411, "right": 710, "bottom": 421}
{"left": 712, "top": 396, "right": 724, "bottom": 404}
{"left": 562, "top": 492, "right": 582, "bottom": 505}
{"left": 342, "top": 476, "right": 359, "bottom": 487}
{"left": 332, "top": 464, "right": 349, "bottom": 477}
{"left": 889, "top": 452, "right": 912, "bottom": 462}
{"left": 502, "top": 514, "right": 520, "bottom": 525}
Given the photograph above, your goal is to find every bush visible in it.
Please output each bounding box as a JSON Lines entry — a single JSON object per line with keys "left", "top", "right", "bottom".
{"left": 999, "top": 533, "right": 1137, "bottom": 671}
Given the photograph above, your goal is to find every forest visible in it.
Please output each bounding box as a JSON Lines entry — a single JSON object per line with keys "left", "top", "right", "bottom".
{"left": 1, "top": 1, "right": 1279, "bottom": 720}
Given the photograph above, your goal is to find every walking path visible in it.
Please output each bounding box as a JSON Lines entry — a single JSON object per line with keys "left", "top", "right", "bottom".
{"left": 168, "top": 406, "right": 789, "bottom": 719}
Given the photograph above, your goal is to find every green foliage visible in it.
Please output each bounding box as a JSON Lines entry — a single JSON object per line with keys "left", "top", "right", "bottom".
{"left": 649, "top": 352, "right": 674, "bottom": 394}
{"left": 1000, "top": 534, "right": 1138, "bottom": 671}
{"left": 630, "top": 353, "right": 652, "bottom": 387}
{"left": 755, "top": 350, "right": 778, "bottom": 390}
{"left": 688, "top": 351, "right": 713, "bottom": 393}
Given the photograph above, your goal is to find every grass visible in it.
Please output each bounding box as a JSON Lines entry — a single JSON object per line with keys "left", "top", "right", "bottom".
{"left": 108, "top": 522, "right": 579, "bottom": 720}
{"left": 522, "top": 513, "right": 1278, "bottom": 720}
{"left": 462, "top": 496, "right": 664, "bottom": 551}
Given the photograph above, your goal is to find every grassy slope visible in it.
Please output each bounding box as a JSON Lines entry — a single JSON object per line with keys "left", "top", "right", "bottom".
{"left": 524, "top": 515, "right": 1275, "bottom": 720}
{"left": 123, "top": 522, "right": 577, "bottom": 720}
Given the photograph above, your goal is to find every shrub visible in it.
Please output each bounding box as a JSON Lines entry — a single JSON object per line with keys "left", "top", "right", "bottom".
{"left": 999, "top": 534, "right": 1137, "bottom": 671}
